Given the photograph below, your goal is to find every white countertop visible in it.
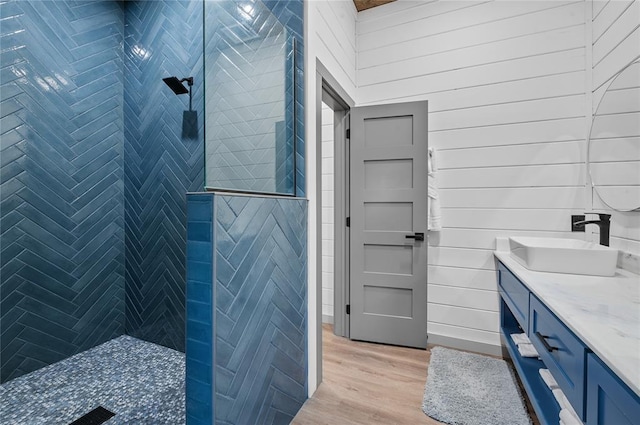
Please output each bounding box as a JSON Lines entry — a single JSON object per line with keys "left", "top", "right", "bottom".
{"left": 494, "top": 246, "right": 640, "bottom": 396}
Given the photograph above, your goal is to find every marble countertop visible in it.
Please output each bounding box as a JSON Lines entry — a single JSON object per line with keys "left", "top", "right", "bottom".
{"left": 494, "top": 243, "right": 640, "bottom": 396}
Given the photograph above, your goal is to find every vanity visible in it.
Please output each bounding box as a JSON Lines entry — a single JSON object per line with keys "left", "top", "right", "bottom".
{"left": 494, "top": 239, "right": 639, "bottom": 425}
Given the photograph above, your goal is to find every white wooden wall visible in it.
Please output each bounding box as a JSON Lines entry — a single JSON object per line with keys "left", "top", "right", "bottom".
{"left": 356, "top": 0, "right": 640, "bottom": 351}
{"left": 591, "top": 0, "right": 640, "bottom": 254}
{"left": 321, "top": 102, "right": 335, "bottom": 323}
{"left": 308, "top": 0, "right": 358, "bottom": 95}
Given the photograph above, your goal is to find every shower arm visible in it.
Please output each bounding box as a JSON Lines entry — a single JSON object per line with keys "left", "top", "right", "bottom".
{"left": 181, "top": 77, "right": 194, "bottom": 111}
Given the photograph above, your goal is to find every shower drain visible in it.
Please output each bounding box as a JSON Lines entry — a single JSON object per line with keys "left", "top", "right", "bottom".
{"left": 69, "top": 406, "right": 115, "bottom": 425}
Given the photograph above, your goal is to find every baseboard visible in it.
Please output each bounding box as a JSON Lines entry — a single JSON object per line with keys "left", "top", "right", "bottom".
{"left": 322, "top": 314, "right": 334, "bottom": 325}
{"left": 428, "top": 333, "right": 503, "bottom": 358}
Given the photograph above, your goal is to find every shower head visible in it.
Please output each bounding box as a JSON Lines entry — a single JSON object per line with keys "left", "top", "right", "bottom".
{"left": 162, "top": 76, "right": 192, "bottom": 95}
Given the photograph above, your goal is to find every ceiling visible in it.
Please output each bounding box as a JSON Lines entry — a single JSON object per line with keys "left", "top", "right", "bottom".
{"left": 353, "top": 0, "right": 396, "bottom": 12}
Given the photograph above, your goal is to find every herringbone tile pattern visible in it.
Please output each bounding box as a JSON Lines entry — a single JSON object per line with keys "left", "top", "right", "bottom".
{"left": 204, "top": 0, "right": 293, "bottom": 194}
{"left": 185, "top": 195, "right": 307, "bottom": 425}
{"left": 214, "top": 195, "right": 307, "bottom": 424}
{"left": 262, "top": 0, "right": 305, "bottom": 197}
{"left": 1, "top": 0, "right": 305, "bottom": 390}
{"left": 122, "top": 0, "right": 204, "bottom": 352}
{"left": 204, "top": 0, "right": 304, "bottom": 196}
{"left": 0, "top": 0, "right": 125, "bottom": 383}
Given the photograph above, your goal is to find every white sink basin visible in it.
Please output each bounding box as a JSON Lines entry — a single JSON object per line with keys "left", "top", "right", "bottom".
{"left": 509, "top": 237, "right": 618, "bottom": 277}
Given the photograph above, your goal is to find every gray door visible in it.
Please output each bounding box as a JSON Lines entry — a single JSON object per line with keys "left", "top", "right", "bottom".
{"left": 349, "top": 101, "right": 428, "bottom": 348}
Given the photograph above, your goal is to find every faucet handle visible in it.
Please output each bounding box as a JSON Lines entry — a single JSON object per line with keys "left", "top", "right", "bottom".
{"left": 584, "top": 212, "right": 611, "bottom": 221}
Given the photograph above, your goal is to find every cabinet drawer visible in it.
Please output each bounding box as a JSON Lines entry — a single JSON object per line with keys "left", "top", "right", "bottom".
{"left": 497, "top": 262, "right": 529, "bottom": 331}
{"left": 529, "top": 295, "right": 586, "bottom": 420}
{"left": 586, "top": 353, "right": 640, "bottom": 425}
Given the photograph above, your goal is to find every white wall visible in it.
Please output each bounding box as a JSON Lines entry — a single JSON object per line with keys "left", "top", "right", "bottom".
{"left": 321, "top": 102, "right": 335, "bottom": 323}
{"left": 355, "top": 0, "right": 640, "bottom": 352}
{"left": 308, "top": 0, "right": 358, "bottom": 96}
{"left": 305, "top": 0, "right": 358, "bottom": 396}
{"left": 590, "top": 0, "right": 640, "bottom": 255}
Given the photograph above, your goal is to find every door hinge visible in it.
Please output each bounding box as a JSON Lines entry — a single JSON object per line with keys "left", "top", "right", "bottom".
{"left": 346, "top": 129, "right": 350, "bottom": 139}
{"left": 346, "top": 217, "right": 350, "bottom": 227}
{"left": 346, "top": 304, "right": 350, "bottom": 315}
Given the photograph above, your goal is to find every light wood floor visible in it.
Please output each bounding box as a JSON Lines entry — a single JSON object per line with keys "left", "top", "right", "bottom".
{"left": 291, "top": 324, "right": 443, "bottom": 425}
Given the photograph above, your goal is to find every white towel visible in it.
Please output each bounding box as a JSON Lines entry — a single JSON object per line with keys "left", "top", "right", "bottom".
{"left": 517, "top": 343, "right": 539, "bottom": 358}
{"left": 511, "top": 333, "right": 531, "bottom": 345}
{"left": 427, "top": 148, "right": 442, "bottom": 231}
{"left": 559, "top": 408, "right": 582, "bottom": 425}
{"left": 539, "top": 368, "right": 559, "bottom": 390}
{"left": 553, "top": 388, "right": 571, "bottom": 410}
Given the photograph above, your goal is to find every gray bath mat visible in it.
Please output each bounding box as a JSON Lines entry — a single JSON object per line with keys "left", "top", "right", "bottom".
{"left": 422, "top": 346, "right": 531, "bottom": 425}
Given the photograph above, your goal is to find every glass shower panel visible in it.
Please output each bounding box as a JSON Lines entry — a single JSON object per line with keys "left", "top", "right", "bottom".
{"left": 204, "top": 0, "right": 295, "bottom": 195}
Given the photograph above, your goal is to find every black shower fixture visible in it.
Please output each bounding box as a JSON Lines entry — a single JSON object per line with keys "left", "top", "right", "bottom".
{"left": 162, "top": 76, "right": 192, "bottom": 95}
{"left": 163, "top": 76, "right": 198, "bottom": 140}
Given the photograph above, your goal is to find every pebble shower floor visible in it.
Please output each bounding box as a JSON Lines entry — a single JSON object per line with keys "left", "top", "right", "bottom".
{"left": 0, "top": 336, "right": 185, "bottom": 424}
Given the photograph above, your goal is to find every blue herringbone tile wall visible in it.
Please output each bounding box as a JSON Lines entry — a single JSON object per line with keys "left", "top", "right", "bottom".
{"left": 1, "top": 0, "right": 305, "bottom": 385}
{"left": 186, "top": 193, "right": 307, "bottom": 425}
{"left": 204, "top": 0, "right": 293, "bottom": 194}
{"left": 124, "top": 0, "right": 304, "bottom": 353}
{"left": 215, "top": 195, "right": 307, "bottom": 424}
{"left": 122, "top": 0, "right": 205, "bottom": 352}
{"left": 262, "top": 0, "right": 305, "bottom": 197}
{"left": 204, "top": 0, "right": 304, "bottom": 197}
{"left": 0, "top": 0, "right": 125, "bottom": 383}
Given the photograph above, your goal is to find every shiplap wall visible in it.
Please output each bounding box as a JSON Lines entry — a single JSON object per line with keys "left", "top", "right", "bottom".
{"left": 354, "top": 0, "right": 640, "bottom": 352}
{"left": 309, "top": 0, "right": 358, "bottom": 95}
{"left": 591, "top": 0, "right": 640, "bottom": 254}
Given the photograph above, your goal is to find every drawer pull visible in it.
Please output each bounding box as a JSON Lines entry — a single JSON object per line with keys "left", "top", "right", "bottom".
{"left": 535, "top": 332, "right": 558, "bottom": 352}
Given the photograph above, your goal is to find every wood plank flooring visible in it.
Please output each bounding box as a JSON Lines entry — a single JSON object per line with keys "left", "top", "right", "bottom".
{"left": 291, "top": 324, "right": 442, "bottom": 425}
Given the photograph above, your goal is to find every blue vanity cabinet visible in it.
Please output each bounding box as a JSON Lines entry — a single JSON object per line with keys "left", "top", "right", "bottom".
{"left": 497, "top": 258, "right": 640, "bottom": 425}
{"left": 530, "top": 295, "right": 586, "bottom": 421}
{"left": 497, "top": 260, "right": 561, "bottom": 425}
{"left": 497, "top": 261, "right": 529, "bottom": 331}
{"left": 586, "top": 354, "right": 640, "bottom": 425}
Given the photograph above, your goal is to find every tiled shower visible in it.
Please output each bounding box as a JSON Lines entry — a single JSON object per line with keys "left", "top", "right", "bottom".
{"left": 0, "top": 0, "right": 305, "bottom": 423}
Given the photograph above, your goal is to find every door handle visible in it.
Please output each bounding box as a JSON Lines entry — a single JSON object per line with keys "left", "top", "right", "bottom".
{"left": 535, "top": 332, "right": 558, "bottom": 352}
{"left": 405, "top": 233, "right": 424, "bottom": 241}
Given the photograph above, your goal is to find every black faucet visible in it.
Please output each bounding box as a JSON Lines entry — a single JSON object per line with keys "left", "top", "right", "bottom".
{"left": 572, "top": 213, "right": 611, "bottom": 246}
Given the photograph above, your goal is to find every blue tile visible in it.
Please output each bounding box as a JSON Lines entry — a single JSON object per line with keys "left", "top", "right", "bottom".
{"left": 187, "top": 222, "right": 212, "bottom": 242}
{"left": 214, "top": 255, "right": 235, "bottom": 287}
{"left": 0, "top": 336, "right": 185, "bottom": 423}
{"left": 201, "top": 195, "right": 307, "bottom": 424}
{"left": 124, "top": 0, "right": 204, "bottom": 353}
{"left": 186, "top": 397, "right": 211, "bottom": 424}
{"left": 186, "top": 376, "right": 211, "bottom": 406}
{"left": 187, "top": 241, "right": 212, "bottom": 263}
{"left": 187, "top": 338, "right": 212, "bottom": 363}
{"left": 187, "top": 320, "right": 212, "bottom": 345}
{"left": 185, "top": 415, "right": 209, "bottom": 425}
{"left": 186, "top": 357, "right": 212, "bottom": 386}
{"left": 187, "top": 198, "right": 213, "bottom": 222}
{"left": 214, "top": 281, "right": 235, "bottom": 314}
{"left": 187, "top": 279, "right": 212, "bottom": 304}
{"left": 187, "top": 300, "right": 212, "bottom": 325}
